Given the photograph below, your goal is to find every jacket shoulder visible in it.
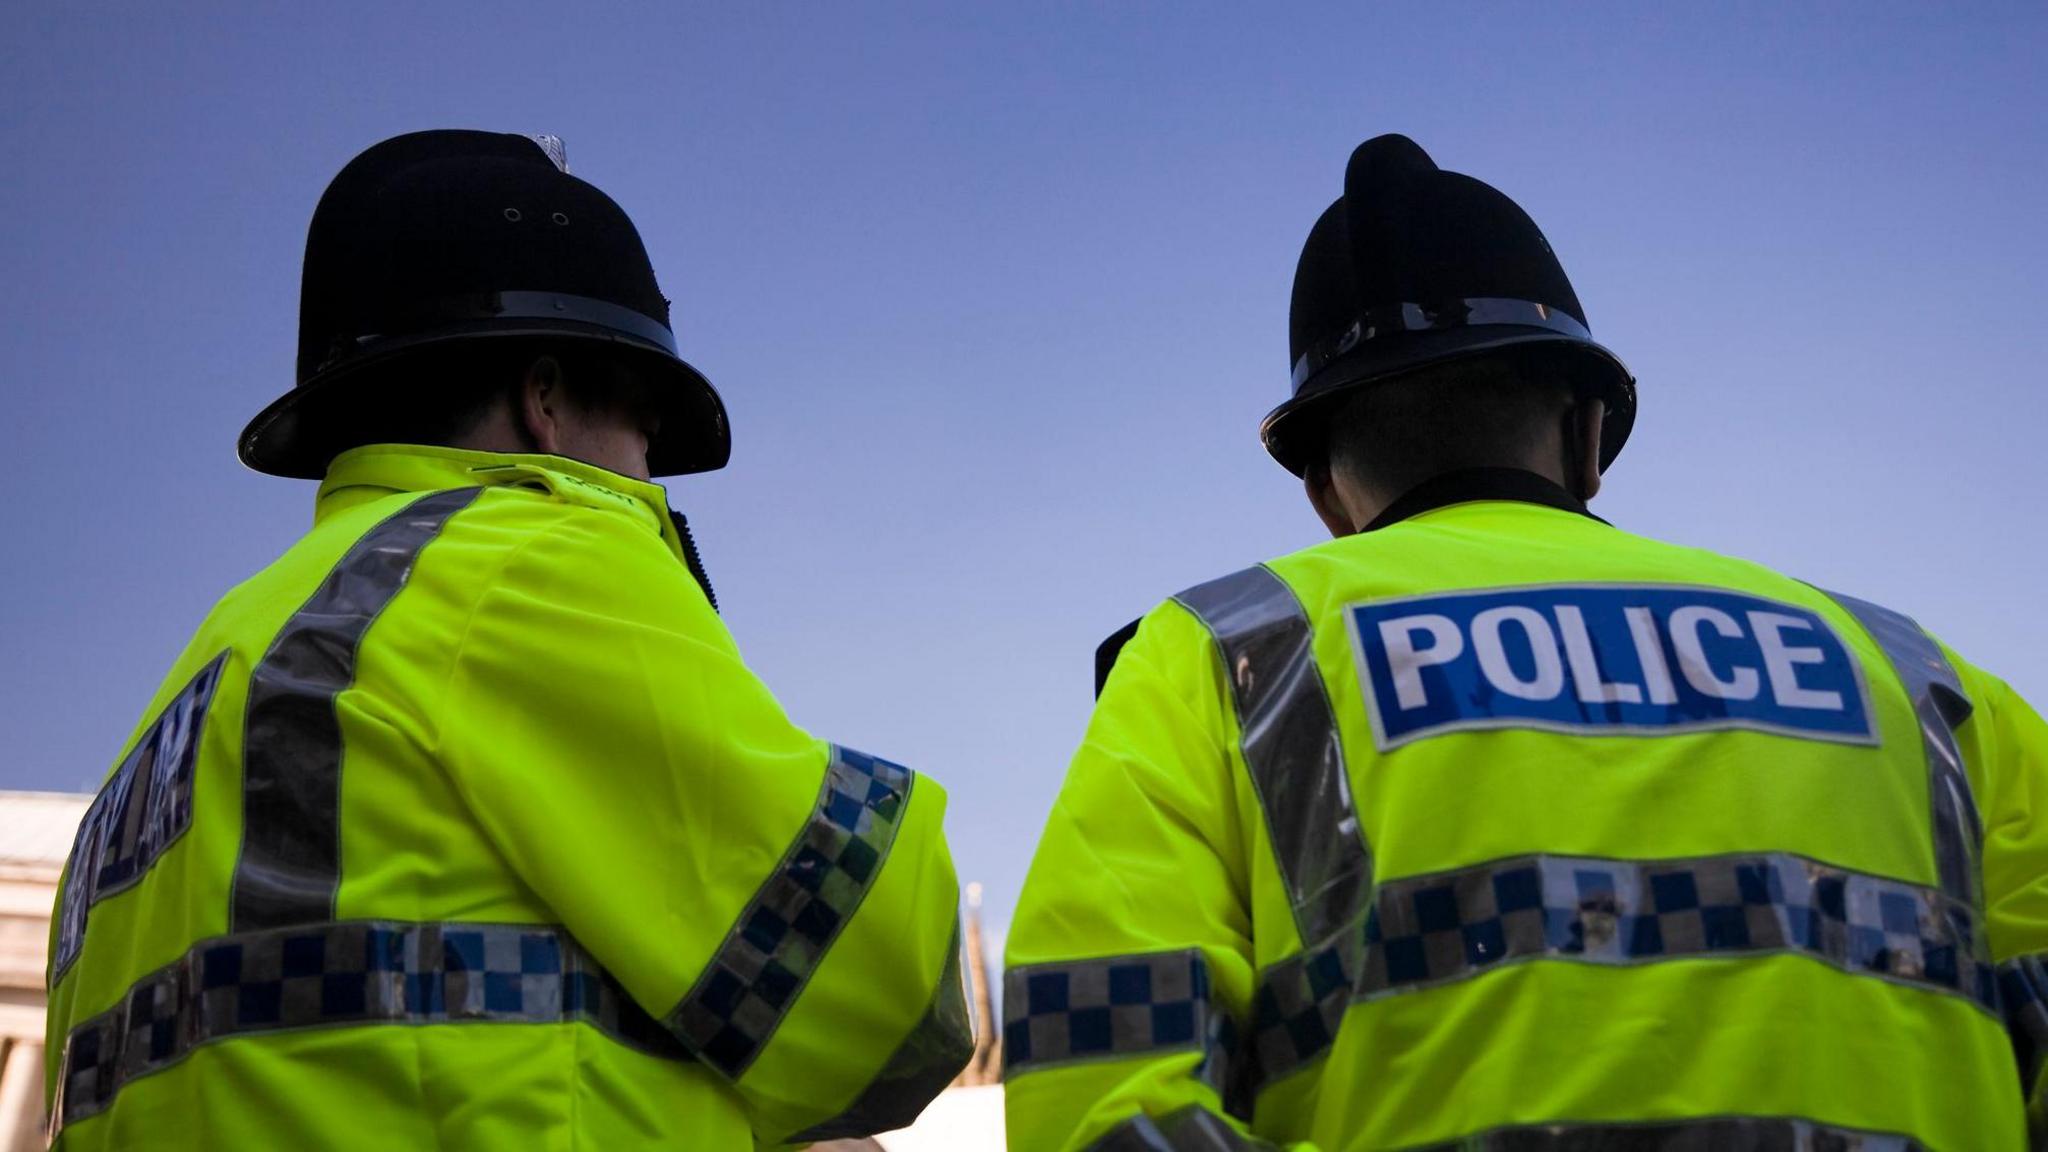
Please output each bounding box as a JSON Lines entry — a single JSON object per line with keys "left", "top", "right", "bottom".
{"left": 1093, "top": 562, "right": 1285, "bottom": 696}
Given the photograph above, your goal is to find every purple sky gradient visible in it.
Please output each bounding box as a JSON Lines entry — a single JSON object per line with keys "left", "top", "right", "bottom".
{"left": 4, "top": 5, "right": 2043, "bottom": 934}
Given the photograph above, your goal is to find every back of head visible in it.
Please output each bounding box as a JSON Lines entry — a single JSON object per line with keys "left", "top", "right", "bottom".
{"left": 240, "top": 129, "right": 731, "bottom": 479}
{"left": 1265, "top": 134, "right": 1636, "bottom": 484}
{"left": 1323, "top": 353, "right": 1576, "bottom": 503}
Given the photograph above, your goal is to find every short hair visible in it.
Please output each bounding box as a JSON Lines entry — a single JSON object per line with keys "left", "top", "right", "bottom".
{"left": 1322, "top": 352, "right": 1575, "bottom": 497}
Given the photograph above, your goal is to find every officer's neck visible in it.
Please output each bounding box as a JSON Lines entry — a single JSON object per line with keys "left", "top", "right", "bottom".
{"left": 1354, "top": 467, "right": 1603, "bottom": 534}
{"left": 1312, "top": 404, "right": 1609, "bottom": 536}
{"left": 1310, "top": 463, "right": 1598, "bottom": 537}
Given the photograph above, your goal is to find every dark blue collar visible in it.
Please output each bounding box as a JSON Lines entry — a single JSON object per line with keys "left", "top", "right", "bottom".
{"left": 1361, "top": 467, "right": 1606, "bottom": 534}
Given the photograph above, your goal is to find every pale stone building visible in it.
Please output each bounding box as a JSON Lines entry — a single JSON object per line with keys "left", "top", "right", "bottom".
{"left": 0, "top": 792, "right": 91, "bottom": 1150}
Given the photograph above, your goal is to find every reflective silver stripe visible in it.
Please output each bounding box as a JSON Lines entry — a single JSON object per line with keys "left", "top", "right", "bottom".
{"left": 49, "top": 918, "right": 680, "bottom": 1135}
{"left": 667, "top": 744, "right": 913, "bottom": 1079}
{"left": 1175, "top": 565, "right": 1370, "bottom": 949}
{"left": 1002, "top": 949, "right": 1241, "bottom": 1110}
{"left": 1089, "top": 1106, "right": 1279, "bottom": 1151}
{"left": 2001, "top": 953, "right": 2048, "bottom": 1096}
{"left": 231, "top": 487, "right": 482, "bottom": 930}
{"left": 1406, "top": 1117, "right": 1925, "bottom": 1151}
{"left": 791, "top": 921, "right": 976, "bottom": 1141}
{"left": 1817, "top": 591, "right": 1984, "bottom": 910}
{"left": 1247, "top": 850, "right": 1998, "bottom": 1092}
{"left": 1290, "top": 297, "right": 1594, "bottom": 389}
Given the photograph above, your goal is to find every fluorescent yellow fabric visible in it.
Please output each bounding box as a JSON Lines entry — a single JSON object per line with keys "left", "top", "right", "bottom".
{"left": 47, "top": 444, "right": 963, "bottom": 1149}
{"left": 1006, "top": 498, "right": 2040, "bottom": 1151}
{"left": 1978, "top": 669, "right": 2048, "bottom": 1129}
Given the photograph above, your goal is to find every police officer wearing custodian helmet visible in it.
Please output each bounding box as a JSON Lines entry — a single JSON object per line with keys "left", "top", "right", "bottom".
{"left": 46, "top": 130, "right": 970, "bottom": 1148}
{"left": 1003, "top": 135, "right": 2048, "bottom": 1149}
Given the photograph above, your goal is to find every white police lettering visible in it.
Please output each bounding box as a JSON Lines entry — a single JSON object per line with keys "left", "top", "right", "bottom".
{"left": 1558, "top": 604, "right": 1642, "bottom": 705}
{"left": 1669, "top": 605, "right": 1760, "bottom": 701}
{"left": 1623, "top": 606, "right": 1679, "bottom": 705}
{"left": 1749, "top": 611, "right": 1845, "bottom": 711}
{"left": 1379, "top": 614, "right": 1463, "bottom": 710}
{"left": 53, "top": 652, "right": 226, "bottom": 977}
{"left": 1472, "top": 606, "right": 1564, "bottom": 701}
{"left": 1347, "top": 586, "right": 1875, "bottom": 750}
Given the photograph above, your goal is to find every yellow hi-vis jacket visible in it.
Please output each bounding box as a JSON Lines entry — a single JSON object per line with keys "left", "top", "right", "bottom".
{"left": 1004, "top": 470, "right": 2048, "bottom": 1152}
{"left": 46, "top": 444, "right": 971, "bottom": 1149}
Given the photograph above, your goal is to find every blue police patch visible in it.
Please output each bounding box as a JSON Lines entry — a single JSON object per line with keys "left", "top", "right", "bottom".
{"left": 1346, "top": 585, "right": 1876, "bottom": 750}
{"left": 55, "top": 651, "right": 227, "bottom": 978}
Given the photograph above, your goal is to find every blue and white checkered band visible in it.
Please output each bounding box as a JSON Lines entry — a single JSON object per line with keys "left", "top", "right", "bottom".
{"left": 1358, "top": 852, "right": 1995, "bottom": 1005}
{"left": 50, "top": 920, "right": 682, "bottom": 1136}
{"left": 1003, "top": 951, "right": 1242, "bottom": 1115}
{"left": 1289, "top": 298, "right": 1593, "bottom": 389}
{"left": 1246, "top": 936, "right": 1351, "bottom": 1092}
{"left": 1245, "top": 851, "right": 1998, "bottom": 1094}
{"left": 667, "top": 745, "right": 913, "bottom": 1080}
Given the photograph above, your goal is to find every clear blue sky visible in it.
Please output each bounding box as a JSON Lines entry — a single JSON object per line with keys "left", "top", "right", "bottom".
{"left": 4, "top": 5, "right": 2044, "bottom": 940}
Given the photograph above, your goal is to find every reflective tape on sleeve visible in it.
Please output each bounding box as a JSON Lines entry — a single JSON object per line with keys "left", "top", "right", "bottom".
{"left": 232, "top": 487, "right": 483, "bottom": 931}
{"left": 2000, "top": 952, "right": 2048, "bottom": 1098}
{"left": 790, "top": 920, "right": 976, "bottom": 1141}
{"left": 50, "top": 919, "right": 681, "bottom": 1136}
{"left": 666, "top": 745, "right": 913, "bottom": 1080}
{"left": 1003, "top": 950, "right": 1241, "bottom": 1111}
{"left": 1246, "top": 931, "right": 1356, "bottom": 1091}
{"left": 1816, "top": 590, "right": 1983, "bottom": 911}
{"left": 1174, "top": 565, "right": 1371, "bottom": 950}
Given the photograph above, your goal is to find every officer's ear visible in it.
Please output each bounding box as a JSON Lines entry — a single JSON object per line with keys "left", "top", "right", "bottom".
{"left": 1305, "top": 460, "right": 1359, "bottom": 538}
{"left": 517, "top": 356, "right": 568, "bottom": 456}
{"left": 1573, "top": 398, "right": 1605, "bottom": 502}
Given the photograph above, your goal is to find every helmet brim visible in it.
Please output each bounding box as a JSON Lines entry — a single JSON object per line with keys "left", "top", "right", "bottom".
{"left": 239, "top": 325, "right": 730, "bottom": 480}
{"left": 1259, "top": 327, "right": 1636, "bottom": 478}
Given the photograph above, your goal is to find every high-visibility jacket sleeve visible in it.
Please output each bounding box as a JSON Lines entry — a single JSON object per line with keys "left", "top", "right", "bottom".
{"left": 1005, "top": 601, "right": 1313, "bottom": 1152}
{"left": 438, "top": 507, "right": 970, "bottom": 1142}
{"left": 1968, "top": 664, "right": 2048, "bottom": 1126}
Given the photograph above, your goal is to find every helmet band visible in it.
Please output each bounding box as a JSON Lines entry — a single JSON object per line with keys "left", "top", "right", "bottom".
{"left": 1290, "top": 298, "right": 1592, "bottom": 390}
{"left": 314, "top": 291, "right": 680, "bottom": 379}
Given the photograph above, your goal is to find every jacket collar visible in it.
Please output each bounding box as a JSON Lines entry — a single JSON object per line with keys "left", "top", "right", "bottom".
{"left": 1360, "top": 466, "right": 1607, "bottom": 534}
{"left": 316, "top": 443, "right": 685, "bottom": 559}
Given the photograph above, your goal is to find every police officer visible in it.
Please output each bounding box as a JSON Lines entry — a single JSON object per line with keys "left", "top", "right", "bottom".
{"left": 47, "top": 130, "right": 970, "bottom": 1148}
{"left": 1002, "top": 135, "right": 2048, "bottom": 1150}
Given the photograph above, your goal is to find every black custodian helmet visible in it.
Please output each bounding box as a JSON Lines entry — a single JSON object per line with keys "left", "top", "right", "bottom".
{"left": 240, "top": 129, "right": 729, "bottom": 479}
{"left": 1262, "top": 134, "right": 1635, "bottom": 477}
